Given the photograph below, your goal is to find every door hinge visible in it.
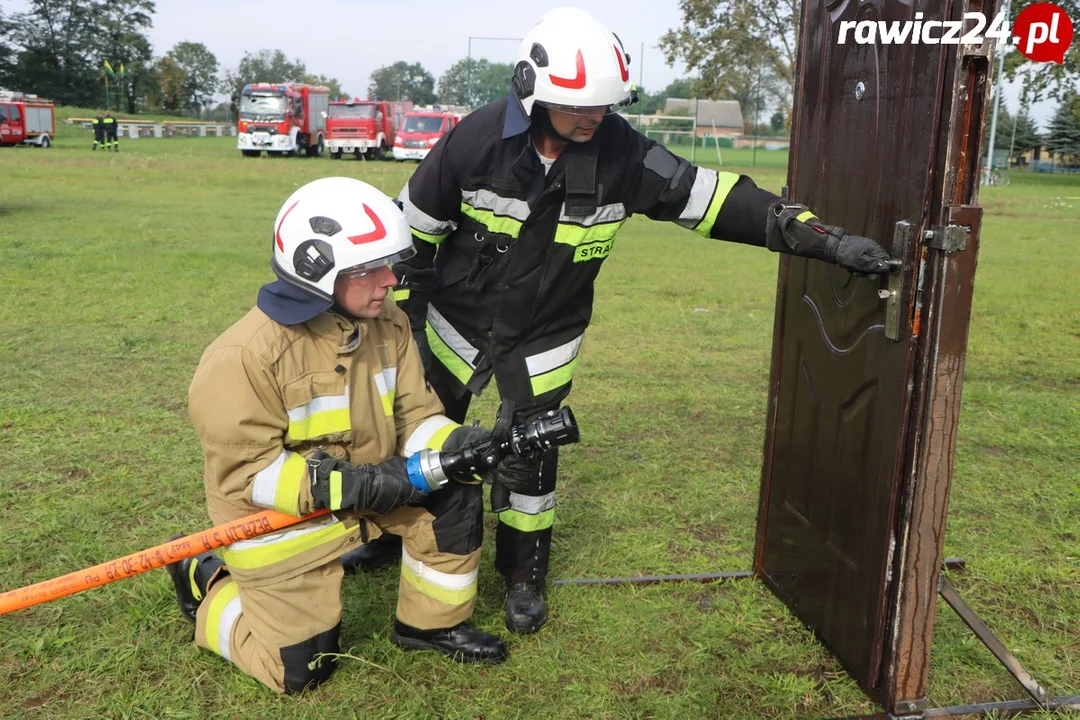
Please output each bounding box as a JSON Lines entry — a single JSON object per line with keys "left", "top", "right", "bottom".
{"left": 923, "top": 224, "right": 969, "bottom": 253}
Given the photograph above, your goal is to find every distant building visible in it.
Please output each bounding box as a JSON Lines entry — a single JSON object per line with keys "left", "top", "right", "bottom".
{"left": 1014, "top": 142, "right": 1080, "bottom": 170}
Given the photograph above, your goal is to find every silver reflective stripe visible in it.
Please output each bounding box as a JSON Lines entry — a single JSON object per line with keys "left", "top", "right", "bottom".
{"left": 676, "top": 168, "right": 719, "bottom": 229}
{"left": 461, "top": 188, "right": 531, "bottom": 223}
{"left": 509, "top": 491, "right": 556, "bottom": 514}
{"left": 400, "top": 183, "right": 456, "bottom": 237}
{"left": 286, "top": 389, "right": 349, "bottom": 423}
{"left": 402, "top": 547, "right": 479, "bottom": 590}
{"left": 404, "top": 415, "right": 457, "bottom": 456}
{"left": 373, "top": 367, "right": 397, "bottom": 396}
{"left": 251, "top": 450, "right": 288, "bottom": 509}
{"left": 559, "top": 202, "right": 627, "bottom": 225}
{"left": 525, "top": 333, "right": 584, "bottom": 377}
{"left": 427, "top": 305, "right": 480, "bottom": 367}
{"left": 217, "top": 595, "right": 242, "bottom": 663}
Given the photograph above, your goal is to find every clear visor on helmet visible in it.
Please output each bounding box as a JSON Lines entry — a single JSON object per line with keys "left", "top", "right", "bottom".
{"left": 337, "top": 246, "right": 416, "bottom": 278}
{"left": 536, "top": 94, "right": 636, "bottom": 117}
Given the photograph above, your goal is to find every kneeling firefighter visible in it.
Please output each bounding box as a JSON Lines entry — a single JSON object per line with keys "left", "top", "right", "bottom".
{"left": 169, "top": 177, "right": 507, "bottom": 695}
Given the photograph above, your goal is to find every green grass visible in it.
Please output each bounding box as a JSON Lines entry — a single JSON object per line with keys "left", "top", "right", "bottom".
{"left": 0, "top": 132, "right": 1076, "bottom": 719}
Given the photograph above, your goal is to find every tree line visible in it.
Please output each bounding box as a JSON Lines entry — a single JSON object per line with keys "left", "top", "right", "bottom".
{"left": 1, "top": 0, "right": 1076, "bottom": 160}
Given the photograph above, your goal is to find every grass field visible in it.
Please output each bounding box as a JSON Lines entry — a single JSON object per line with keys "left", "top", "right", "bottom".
{"left": 0, "top": 125, "right": 1076, "bottom": 719}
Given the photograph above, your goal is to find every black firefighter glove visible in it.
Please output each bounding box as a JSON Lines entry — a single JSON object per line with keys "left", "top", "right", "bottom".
{"left": 441, "top": 424, "right": 495, "bottom": 485}
{"left": 489, "top": 453, "right": 539, "bottom": 513}
{"left": 765, "top": 201, "right": 892, "bottom": 278}
{"left": 308, "top": 450, "right": 423, "bottom": 515}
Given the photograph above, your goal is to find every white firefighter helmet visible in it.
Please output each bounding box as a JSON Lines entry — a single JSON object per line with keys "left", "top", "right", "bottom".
{"left": 258, "top": 177, "right": 415, "bottom": 324}
{"left": 511, "top": 7, "right": 634, "bottom": 118}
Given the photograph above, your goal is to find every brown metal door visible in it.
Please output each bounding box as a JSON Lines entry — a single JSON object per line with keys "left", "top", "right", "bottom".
{"left": 754, "top": 0, "right": 963, "bottom": 698}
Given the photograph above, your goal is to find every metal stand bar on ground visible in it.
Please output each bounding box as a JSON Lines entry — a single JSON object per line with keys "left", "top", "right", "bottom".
{"left": 830, "top": 562, "right": 1075, "bottom": 719}
{"left": 937, "top": 576, "right": 1049, "bottom": 707}
{"left": 553, "top": 571, "right": 752, "bottom": 587}
{"left": 560, "top": 558, "right": 1075, "bottom": 719}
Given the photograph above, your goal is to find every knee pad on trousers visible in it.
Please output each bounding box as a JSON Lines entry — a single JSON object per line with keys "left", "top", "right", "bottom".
{"left": 427, "top": 481, "right": 484, "bottom": 555}
{"left": 279, "top": 622, "right": 341, "bottom": 694}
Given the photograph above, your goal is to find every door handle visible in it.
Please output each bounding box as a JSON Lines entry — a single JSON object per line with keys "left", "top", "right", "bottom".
{"left": 881, "top": 220, "right": 917, "bottom": 342}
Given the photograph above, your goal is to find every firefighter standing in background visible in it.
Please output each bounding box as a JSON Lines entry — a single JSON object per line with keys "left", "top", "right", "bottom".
{"left": 103, "top": 110, "right": 118, "bottom": 151}
{"left": 379, "top": 6, "right": 894, "bottom": 636}
{"left": 167, "top": 177, "right": 508, "bottom": 695}
{"left": 91, "top": 112, "right": 105, "bottom": 150}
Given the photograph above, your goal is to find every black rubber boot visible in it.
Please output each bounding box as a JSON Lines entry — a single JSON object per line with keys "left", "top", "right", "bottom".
{"left": 165, "top": 542, "right": 227, "bottom": 623}
{"left": 390, "top": 620, "right": 508, "bottom": 664}
{"left": 505, "top": 582, "right": 547, "bottom": 634}
{"left": 340, "top": 533, "right": 402, "bottom": 575}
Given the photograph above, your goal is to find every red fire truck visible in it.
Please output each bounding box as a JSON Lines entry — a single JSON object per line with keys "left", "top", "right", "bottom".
{"left": 392, "top": 111, "right": 459, "bottom": 162}
{"left": 236, "top": 82, "right": 329, "bottom": 157}
{"left": 326, "top": 99, "right": 412, "bottom": 160}
{"left": 0, "top": 92, "right": 55, "bottom": 148}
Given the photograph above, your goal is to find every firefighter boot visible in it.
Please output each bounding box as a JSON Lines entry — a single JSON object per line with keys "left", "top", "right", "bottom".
{"left": 166, "top": 542, "right": 227, "bottom": 623}
{"left": 340, "top": 533, "right": 402, "bottom": 575}
{"left": 391, "top": 620, "right": 509, "bottom": 664}
{"left": 505, "top": 582, "right": 547, "bottom": 634}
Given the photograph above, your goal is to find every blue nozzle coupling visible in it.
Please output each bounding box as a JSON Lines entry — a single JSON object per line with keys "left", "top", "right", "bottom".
{"left": 406, "top": 453, "right": 434, "bottom": 493}
{"left": 406, "top": 450, "right": 449, "bottom": 494}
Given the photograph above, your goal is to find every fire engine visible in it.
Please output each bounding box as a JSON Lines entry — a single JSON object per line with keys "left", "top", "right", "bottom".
{"left": 236, "top": 82, "right": 329, "bottom": 158}
{"left": 326, "top": 99, "right": 412, "bottom": 160}
{"left": 392, "top": 111, "right": 459, "bottom": 162}
{"left": 0, "top": 92, "right": 55, "bottom": 148}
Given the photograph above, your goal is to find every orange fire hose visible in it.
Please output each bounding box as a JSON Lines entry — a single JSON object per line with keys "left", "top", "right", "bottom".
{"left": 0, "top": 508, "right": 332, "bottom": 615}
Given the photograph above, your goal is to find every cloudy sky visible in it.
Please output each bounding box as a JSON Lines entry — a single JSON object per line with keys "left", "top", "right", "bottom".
{"left": 4, "top": 0, "right": 1061, "bottom": 128}
{"left": 151, "top": 0, "right": 691, "bottom": 99}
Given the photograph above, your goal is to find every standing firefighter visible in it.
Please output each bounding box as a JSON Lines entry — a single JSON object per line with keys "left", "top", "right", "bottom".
{"left": 92, "top": 112, "right": 105, "bottom": 150}
{"left": 389, "top": 6, "right": 894, "bottom": 635}
{"left": 103, "top": 110, "right": 119, "bottom": 151}
{"left": 168, "top": 177, "right": 508, "bottom": 695}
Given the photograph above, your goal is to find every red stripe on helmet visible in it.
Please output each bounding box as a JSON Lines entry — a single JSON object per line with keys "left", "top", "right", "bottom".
{"left": 550, "top": 49, "right": 586, "bottom": 89}
{"left": 347, "top": 204, "right": 387, "bottom": 244}
{"left": 275, "top": 200, "right": 299, "bottom": 252}
{"left": 613, "top": 45, "right": 629, "bottom": 82}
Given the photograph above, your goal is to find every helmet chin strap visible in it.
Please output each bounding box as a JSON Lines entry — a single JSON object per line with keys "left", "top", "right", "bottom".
{"left": 530, "top": 105, "right": 575, "bottom": 148}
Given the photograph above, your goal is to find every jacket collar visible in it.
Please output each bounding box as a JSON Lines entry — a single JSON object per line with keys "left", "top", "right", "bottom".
{"left": 305, "top": 311, "right": 363, "bottom": 353}
{"left": 502, "top": 94, "right": 531, "bottom": 139}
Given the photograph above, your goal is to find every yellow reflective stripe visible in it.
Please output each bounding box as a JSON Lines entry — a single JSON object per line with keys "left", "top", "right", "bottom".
{"left": 374, "top": 369, "right": 397, "bottom": 417}
{"left": 426, "top": 323, "right": 473, "bottom": 386}
{"left": 188, "top": 557, "right": 203, "bottom": 602}
{"left": 330, "top": 469, "right": 343, "bottom": 511}
{"left": 204, "top": 580, "right": 240, "bottom": 657}
{"left": 460, "top": 202, "right": 522, "bottom": 238}
{"left": 499, "top": 508, "right": 555, "bottom": 532}
{"left": 694, "top": 171, "right": 740, "bottom": 238}
{"left": 401, "top": 564, "right": 477, "bottom": 606}
{"left": 404, "top": 416, "right": 458, "bottom": 456}
{"left": 222, "top": 522, "right": 352, "bottom": 570}
{"left": 797, "top": 210, "right": 817, "bottom": 223}
{"left": 391, "top": 288, "right": 411, "bottom": 301}
{"left": 272, "top": 452, "right": 306, "bottom": 516}
{"left": 555, "top": 220, "right": 626, "bottom": 263}
{"left": 413, "top": 229, "right": 449, "bottom": 244}
{"left": 553, "top": 220, "right": 624, "bottom": 247}
{"left": 288, "top": 408, "right": 350, "bottom": 440}
{"left": 530, "top": 356, "right": 579, "bottom": 396}
{"left": 429, "top": 422, "right": 457, "bottom": 450}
